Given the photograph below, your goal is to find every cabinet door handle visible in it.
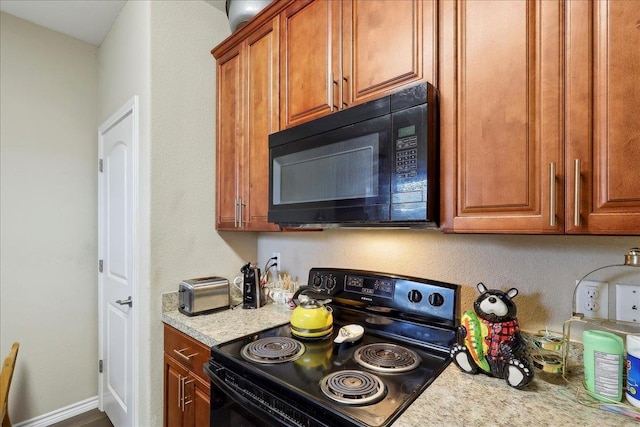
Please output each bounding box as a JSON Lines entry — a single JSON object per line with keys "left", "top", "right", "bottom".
{"left": 238, "top": 198, "right": 243, "bottom": 227}
{"left": 330, "top": 73, "right": 337, "bottom": 112}
{"left": 173, "top": 348, "right": 197, "bottom": 362}
{"left": 181, "top": 375, "right": 186, "bottom": 411}
{"left": 183, "top": 378, "right": 194, "bottom": 408}
{"left": 549, "top": 162, "right": 556, "bottom": 227}
{"left": 342, "top": 75, "right": 350, "bottom": 108}
{"left": 177, "top": 374, "right": 183, "bottom": 408}
{"left": 574, "top": 159, "right": 581, "bottom": 227}
{"left": 235, "top": 198, "right": 240, "bottom": 228}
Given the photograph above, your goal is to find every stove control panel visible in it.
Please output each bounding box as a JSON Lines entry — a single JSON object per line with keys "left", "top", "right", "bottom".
{"left": 308, "top": 268, "right": 459, "bottom": 326}
{"left": 345, "top": 275, "right": 395, "bottom": 299}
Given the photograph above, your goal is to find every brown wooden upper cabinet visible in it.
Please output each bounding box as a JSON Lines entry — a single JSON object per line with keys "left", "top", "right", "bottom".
{"left": 564, "top": 0, "right": 640, "bottom": 234}
{"left": 439, "top": 0, "right": 639, "bottom": 234}
{"left": 280, "top": 0, "right": 436, "bottom": 129}
{"left": 212, "top": 0, "right": 638, "bottom": 234}
{"left": 214, "top": 16, "right": 281, "bottom": 231}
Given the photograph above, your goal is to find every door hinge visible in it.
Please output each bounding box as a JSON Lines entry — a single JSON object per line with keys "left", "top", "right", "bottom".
{"left": 99, "top": 159, "right": 103, "bottom": 172}
{"left": 99, "top": 359, "right": 103, "bottom": 373}
{"left": 99, "top": 260, "right": 103, "bottom": 273}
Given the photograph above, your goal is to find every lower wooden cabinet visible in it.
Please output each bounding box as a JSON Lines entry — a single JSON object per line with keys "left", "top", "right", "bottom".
{"left": 164, "top": 324, "right": 210, "bottom": 427}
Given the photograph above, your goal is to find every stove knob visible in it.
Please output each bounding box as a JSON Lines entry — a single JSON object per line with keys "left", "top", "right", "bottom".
{"left": 428, "top": 292, "right": 445, "bottom": 306}
{"left": 408, "top": 289, "right": 422, "bottom": 303}
{"left": 312, "top": 273, "right": 323, "bottom": 288}
{"left": 326, "top": 275, "right": 336, "bottom": 290}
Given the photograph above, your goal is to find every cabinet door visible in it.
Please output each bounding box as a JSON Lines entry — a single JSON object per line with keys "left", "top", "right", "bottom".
{"left": 280, "top": 0, "right": 341, "bottom": 129}
{"left": 192, "top": 376, "right": 210, "bottom": 427}
{"left": 216, "top": 46, "right": 243, "bottom": 230}
{"left": 565, "top": 0, "right": 640, "bottom": 234}
{"left": 440, "top": 0, "right": 563, "bottom": 233}
{"left": 164, "top": 354, "right": 188, "bottom": 427}
{"left": 244, "top": 17, "right": 281, "bottom": 231}
{"left": 343, "top": 0, "right": 436, "bottom": 106}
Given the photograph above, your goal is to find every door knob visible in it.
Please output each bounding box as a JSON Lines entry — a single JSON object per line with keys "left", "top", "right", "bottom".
{"left": 116, "top": 296, "right": 133, "bottom": 307}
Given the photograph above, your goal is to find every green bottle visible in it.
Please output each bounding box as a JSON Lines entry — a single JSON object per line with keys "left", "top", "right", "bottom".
{"left": 583, "top": 330, "right": 624, "bottom": 402}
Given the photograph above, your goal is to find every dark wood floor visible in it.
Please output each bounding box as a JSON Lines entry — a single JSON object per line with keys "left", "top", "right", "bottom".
{"left": 49, "top": 409, "right": 113, "bottom": 427}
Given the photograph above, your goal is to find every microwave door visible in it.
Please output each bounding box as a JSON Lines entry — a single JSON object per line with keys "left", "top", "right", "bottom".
{"left": 269, "top": 115, "right": 392, "bottom": 226}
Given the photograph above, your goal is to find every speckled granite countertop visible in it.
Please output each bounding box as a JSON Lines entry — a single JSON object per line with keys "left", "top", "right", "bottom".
{"left": 161, "top": 292, "right": 638, "bottom": 427}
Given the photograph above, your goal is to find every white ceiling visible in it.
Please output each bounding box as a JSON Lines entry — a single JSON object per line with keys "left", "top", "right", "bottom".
{"left": 0, "top": 0, "right": 227, "bottom": 47}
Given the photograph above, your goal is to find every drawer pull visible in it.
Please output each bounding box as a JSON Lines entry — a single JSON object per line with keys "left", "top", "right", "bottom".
{"left": 173, "top": 348, "right": 198, "bottom": 362}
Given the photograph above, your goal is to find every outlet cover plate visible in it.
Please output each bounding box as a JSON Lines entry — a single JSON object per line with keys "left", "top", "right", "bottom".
{"left": 615, "top": 283, "right": 640, "bottom": 323}
{"left": 272, "top": 252, "right": 281, "bottom": 273}
{"left": 575, "top": 280, "right": 609, "bottom": 319}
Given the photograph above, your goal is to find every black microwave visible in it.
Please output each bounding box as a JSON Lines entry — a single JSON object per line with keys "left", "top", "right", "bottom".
{"left": 268, "top": 82, "right": 438, "bottom": 228}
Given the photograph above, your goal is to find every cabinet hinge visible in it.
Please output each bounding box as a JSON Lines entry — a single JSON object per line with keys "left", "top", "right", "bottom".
{"left": 99, "top": 260, "right": 103, "bottom": 273}
{"left": 99, "top": 359, "right": 103, "bottom": 373}
{"left": 99, "top": 159, "right": 103, "bottom": 172}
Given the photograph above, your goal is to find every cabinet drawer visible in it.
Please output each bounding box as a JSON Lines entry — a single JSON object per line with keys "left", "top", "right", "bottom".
{"left": 164, "top": 324, "right": 210, "bottom": 382}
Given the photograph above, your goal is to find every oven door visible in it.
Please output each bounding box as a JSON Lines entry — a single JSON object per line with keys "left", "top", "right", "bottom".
{"left": 205, "top": 363, "right": 282, "bottom": 427}
{"left": 204, "top": 361, "right": 333, "bottom": 427}
{"left": 268, "top": 114, "right": 392, "bottom": 227}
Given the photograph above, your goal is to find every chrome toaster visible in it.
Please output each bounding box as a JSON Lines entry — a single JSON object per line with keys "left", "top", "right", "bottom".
{"left": 178, "top": 276, "right": 229, "bottom": 316}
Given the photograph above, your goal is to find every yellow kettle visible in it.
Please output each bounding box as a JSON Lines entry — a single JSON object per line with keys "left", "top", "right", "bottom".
{"left": 290, "top": 286, "right": 333, "bottom": 339}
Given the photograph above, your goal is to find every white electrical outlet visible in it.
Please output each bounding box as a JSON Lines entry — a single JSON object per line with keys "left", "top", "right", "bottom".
{"left": 272, "top": 252, "right": 281, "bottom": 273}
{"left": 575, "top": 280, "right": 609, "bottom": 319}
{"left": 616, "top": 283, "right": 640, "bottom": 323}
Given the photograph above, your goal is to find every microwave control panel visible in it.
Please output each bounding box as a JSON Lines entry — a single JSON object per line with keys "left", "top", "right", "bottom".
{"left": 390, "top": 103, "right": 429, "bottom": 219}
{"left": 395, "top": 132, "right": 418, "bottom": 179}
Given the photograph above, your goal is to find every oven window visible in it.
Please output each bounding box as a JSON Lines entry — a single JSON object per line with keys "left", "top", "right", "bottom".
{"left": 272, "top": 133, "right": 379, "bottom": 205}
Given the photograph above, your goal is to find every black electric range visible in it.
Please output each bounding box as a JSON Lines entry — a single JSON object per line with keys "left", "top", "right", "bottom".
{"left": 204, "top": 268, "right": 460, "bottom": 427}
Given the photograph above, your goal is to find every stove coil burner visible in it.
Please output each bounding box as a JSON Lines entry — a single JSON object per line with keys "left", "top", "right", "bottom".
{"left": 320, "top": 370, "right": 386, "bottom": 405}
{"left": 354, "top": 343, "right": 421, "bottom": 373}
{"left": 241, "top": 337, "right": 305, "bottom": 364}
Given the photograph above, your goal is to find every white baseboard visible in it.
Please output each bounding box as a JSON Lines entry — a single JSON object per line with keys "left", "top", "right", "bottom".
{"left": 14, "top": 396, "right": 100, "bottom": 427}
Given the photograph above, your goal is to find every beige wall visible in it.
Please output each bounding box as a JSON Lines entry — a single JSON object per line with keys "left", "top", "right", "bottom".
{"left": 0, "top": 11, "right": 99, "bottom": 423}
{"left": 98, "top": 1, "right": 152, "bottom": 424}
{"left": 101, "top": 1, "right": 254, "bottom": 425}
{"left": 148, "top": 1, "right": 255, "bottom": 425}
{"left": 258, "top": 232, "right": 639, "bottom": 333}
{"left": 1, "top": 1, "right": 246, "bottom": 424}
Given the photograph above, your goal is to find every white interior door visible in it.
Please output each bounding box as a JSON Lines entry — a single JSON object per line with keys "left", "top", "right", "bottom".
{"left": 98, "top": 97, "right": 138, "bottom": 427}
